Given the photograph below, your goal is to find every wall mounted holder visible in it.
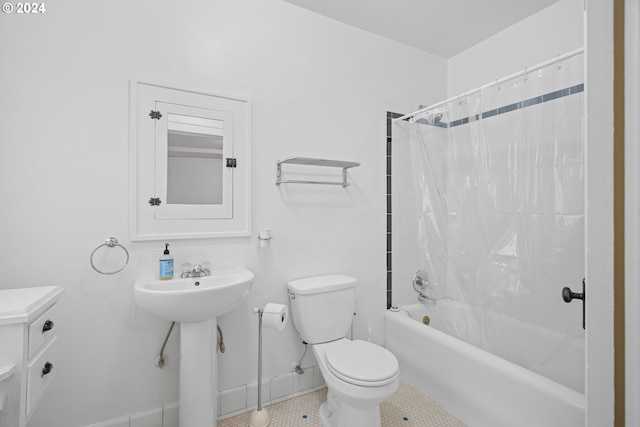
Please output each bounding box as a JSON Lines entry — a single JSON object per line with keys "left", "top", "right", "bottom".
{"left": 258, "top": 229, "right": 273, "bottom": 248}
{"left": 90, "top": 237, "right": 130, "bottom": 275}
{"left": 275, "top": 157, "right": 360, "bottom": 187}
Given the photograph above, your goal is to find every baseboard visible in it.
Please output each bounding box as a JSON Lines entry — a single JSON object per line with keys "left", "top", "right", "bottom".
{"left": 88, "top": 365, "right": 324, "bottom": 427}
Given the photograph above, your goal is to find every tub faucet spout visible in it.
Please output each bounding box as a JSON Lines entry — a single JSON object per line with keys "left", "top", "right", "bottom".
{"left": 418, "top": 293, "right": 437, "bottom": 305}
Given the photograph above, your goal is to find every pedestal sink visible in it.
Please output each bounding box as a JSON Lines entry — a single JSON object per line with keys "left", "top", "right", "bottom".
{"left": 134, "top": 267, "right": 254, "bottom": 427}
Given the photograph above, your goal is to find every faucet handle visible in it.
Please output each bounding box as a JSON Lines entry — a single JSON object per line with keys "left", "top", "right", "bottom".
{"left": 202, "top": 261, "right": 211, "bottom": 276}
{"left": 181, "top": 263, "right": 193, "bottom": 278}
{"left": 201, "top": 261, "right": 212, "bottom": 276}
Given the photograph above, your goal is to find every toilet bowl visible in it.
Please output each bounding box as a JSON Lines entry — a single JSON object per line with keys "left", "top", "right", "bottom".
{"left": 286, "top": 274, "right": 400, "bottom": 427}
{"left": 312, "top": 339, "right": 399, "bottom": 427}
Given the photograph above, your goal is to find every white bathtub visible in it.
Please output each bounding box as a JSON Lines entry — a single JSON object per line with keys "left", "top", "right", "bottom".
{"left": 384, "top": 303, "right": 585, "bottom": 427}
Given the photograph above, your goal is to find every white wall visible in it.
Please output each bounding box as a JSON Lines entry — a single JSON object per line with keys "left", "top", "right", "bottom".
{"left": 0, "top": 0, "right": 446, "bottom": 426}
{"left": 447, "top": 0, "right": 584, "bottom": 97}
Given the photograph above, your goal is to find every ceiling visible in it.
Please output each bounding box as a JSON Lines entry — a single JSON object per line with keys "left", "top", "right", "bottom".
{"left": 282, "top": 0, "right": 561, "bottom": 58}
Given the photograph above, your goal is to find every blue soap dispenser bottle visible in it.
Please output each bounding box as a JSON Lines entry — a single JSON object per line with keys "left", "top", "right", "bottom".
{"left": 159, "top": 243, "right": 174, "bottom": 280}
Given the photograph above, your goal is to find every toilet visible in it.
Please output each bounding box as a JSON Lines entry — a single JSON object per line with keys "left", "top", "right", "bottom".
{"left": 287, "top": 274, "right": 399, "bottom": 427}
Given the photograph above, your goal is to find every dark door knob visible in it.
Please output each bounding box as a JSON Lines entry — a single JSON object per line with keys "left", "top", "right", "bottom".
{"left": 562, "top": 287, "right": 584, "bottom": 302}
{"left": 562, "top": 278, "right": 586, "bottom": 329}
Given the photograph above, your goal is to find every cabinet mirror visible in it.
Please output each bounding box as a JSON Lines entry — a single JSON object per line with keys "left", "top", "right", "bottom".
{"left": 129, "top": 80, "right": 251, "bottom": 240}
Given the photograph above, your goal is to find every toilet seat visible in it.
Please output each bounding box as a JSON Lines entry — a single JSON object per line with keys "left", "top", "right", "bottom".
{"left": 324, "top": 340, "right": 399, "bottom": 387}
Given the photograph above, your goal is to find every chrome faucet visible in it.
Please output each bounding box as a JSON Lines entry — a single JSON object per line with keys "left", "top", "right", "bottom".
{"left": 181, "top": 263, "right": 211, "bottom": 278}
{"left": 192, "top": 264, "right": 210, "bottom": 277}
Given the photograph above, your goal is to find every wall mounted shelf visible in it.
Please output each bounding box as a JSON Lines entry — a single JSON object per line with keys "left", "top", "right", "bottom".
{"left": 275, "top": 157, "right": 361, "bottom": 187}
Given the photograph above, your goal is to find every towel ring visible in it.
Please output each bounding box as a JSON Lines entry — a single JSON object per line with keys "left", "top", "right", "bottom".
{"left": 90, "top": 237, "right": 130, "bottom": 275}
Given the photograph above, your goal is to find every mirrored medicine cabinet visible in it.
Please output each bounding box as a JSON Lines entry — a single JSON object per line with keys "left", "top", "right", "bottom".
{"left": 129, "top": 80, "right": 251, "bottom": 240}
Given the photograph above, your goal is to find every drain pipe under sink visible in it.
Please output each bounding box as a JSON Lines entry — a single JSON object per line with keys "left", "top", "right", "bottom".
{"left": 156, "top": 322, "right": 225, "bottom": 369}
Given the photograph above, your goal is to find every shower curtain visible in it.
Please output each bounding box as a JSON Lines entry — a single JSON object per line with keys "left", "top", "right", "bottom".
{"left": 392, "top": 52, "right": 585, "bottom": 391}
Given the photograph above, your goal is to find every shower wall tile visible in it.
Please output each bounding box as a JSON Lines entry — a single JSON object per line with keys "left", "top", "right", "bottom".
{"left": 386, "top": 113, "right": 394, "bottom": 308}
{"left": 388, "top": 111, "right": 429, "bottom": 308}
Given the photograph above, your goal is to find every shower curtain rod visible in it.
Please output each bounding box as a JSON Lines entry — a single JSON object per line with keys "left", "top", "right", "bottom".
{"left": 393, "top": 47, "right": 585, "bottom": 123}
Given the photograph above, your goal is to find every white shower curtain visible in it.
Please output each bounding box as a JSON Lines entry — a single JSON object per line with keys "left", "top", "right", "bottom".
{"left": 392, "top": 52, "right": 585, "bottom": 392}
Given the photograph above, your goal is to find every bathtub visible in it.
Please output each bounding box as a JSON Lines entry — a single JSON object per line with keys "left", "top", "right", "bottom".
{"left": 384, "top": 302, "right": 585, "bottom": 427}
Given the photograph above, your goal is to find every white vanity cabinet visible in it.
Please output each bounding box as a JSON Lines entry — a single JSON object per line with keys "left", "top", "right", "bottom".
{"left": 0, "top": 286, "right": 63, "bottom": 427}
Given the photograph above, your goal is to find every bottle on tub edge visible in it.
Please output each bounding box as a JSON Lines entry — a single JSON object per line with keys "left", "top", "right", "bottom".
{"left": 159, "top": 243, "right": 174, "bottom": 280}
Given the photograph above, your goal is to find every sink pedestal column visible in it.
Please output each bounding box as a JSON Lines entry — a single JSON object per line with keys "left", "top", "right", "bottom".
{"left": 179, "top": 318, "right": 217, "bottom": 427}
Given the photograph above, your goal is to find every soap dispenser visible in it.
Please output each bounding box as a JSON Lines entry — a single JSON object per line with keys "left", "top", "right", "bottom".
{"left": 159, "top": 243, "right": 174, "bottom": 280}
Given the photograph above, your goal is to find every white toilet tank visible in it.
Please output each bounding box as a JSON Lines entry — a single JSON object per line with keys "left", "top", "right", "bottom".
{"left": 287, "top": 274, "right": 357, "bottom": 344}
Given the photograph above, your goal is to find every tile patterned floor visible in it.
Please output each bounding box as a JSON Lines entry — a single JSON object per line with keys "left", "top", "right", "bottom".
{"left": 218, "top": 380, "right": 466, "bottom": 426}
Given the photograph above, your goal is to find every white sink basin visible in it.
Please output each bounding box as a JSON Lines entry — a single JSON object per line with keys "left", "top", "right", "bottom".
{"left": 134, "top": 267, "right": 254, "bottom": 322}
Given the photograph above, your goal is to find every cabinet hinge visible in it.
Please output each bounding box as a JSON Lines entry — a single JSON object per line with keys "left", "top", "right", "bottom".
{"left": 226, "top": 158, "right": 237, "bottom": 168}
{"left": 148, "top": 197, "right": 162, "bottom": 206}
{"left": 149, "top": 110, "right": 162, "bottom": 120}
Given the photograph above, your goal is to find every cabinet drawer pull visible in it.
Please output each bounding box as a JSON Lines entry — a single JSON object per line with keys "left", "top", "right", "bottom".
{"left": 41, "top": 362, "right": 53, "bottom": 377}
{"left": 42, "top": 320, "right": 54, "bottom": 333}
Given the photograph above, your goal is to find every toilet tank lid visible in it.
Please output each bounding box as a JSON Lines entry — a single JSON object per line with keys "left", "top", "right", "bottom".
{"left": 287, "top": 274, "right": 357, "bottom": 295}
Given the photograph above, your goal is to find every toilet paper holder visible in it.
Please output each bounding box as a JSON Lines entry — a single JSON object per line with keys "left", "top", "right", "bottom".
{"left": 257, "top": 231, "right": 273, "bottom": 241}
{"left": 250, "top": 304, "right": 287, "bottom": 427}
{"left": 257, "top": 229, "right": 273, "bottom": 248}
